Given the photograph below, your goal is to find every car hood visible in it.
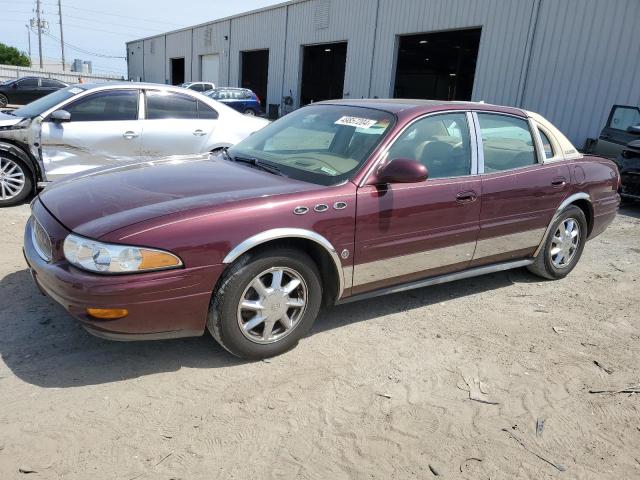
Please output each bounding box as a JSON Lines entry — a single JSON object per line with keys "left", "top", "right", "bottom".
{"left": 0, "top": 111, "right": 24, "bottom": 127}
{"left": 39, "top": 155, "right": 319, "bottom": 239}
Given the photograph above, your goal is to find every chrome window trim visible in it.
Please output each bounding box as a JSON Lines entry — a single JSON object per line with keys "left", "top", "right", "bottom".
{"left": 359, "top": 109, "right": 478, "bottom": 187}
{"left": 532, "top": 192, "right": 592, "bottom": 257}
{"left": 473, "top": 110, "right": 541, "bottom": 175}
{"left": 532, "top": 121, "right": 565, "bottom": 163}
{"left": 223, "top": 228, "right": 346, "bottom": 300}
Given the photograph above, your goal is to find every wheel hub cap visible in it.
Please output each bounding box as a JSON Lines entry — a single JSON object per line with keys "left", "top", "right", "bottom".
{"left": 0, "top": 157, "right": 26, "bottom": 201}
{"left": 237, "top": 267, "right": 308, "bottom": 344}
{"left": 550, "top": 218, "right": 580, "bottom": 268}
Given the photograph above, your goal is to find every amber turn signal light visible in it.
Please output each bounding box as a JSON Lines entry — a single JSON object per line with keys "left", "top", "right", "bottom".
{"left": 86, "top": 308, "right": 129, "bottom": 320}
{"left": 139, "top": 250, "right": 182, "bottom": 270}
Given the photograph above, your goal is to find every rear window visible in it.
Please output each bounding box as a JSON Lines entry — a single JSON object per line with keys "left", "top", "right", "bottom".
{"left": 146, "top": 91, "right": 198, "bottom": 120}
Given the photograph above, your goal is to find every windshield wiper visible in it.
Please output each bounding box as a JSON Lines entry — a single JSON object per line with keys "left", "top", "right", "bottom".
{"left": 230, "top": 153, "right": 284, "bottom": 177}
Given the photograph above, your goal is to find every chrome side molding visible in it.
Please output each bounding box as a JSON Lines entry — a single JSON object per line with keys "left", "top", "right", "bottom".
{"left": 337, "top": 258, "right": 534, "bottom": 305}
{"left": 223, "top": 228, "right": 346, "bottom": 299}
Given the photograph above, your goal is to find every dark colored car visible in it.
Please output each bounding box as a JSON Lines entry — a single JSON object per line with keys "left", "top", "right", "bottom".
{"left": 23, "top": 100, "right": 620, "bottom": 359}
{"left": 616, "top": 139, "right": 640, "bottom": 201}
{"left": 593, "top": 104, "right": 640, "bottom": 159}
{"left": 204, "top": 88, "right": 262, "bottom": 116}
{"left": 0, "top": 76, "right": 68, "bottom": 107}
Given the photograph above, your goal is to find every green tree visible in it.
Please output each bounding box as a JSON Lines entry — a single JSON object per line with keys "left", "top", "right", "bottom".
{"left": 0, "top": 43, "right": 30, "bottom": 67}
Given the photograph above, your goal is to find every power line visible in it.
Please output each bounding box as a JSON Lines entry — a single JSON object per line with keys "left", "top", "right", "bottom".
{"left": 38, "top": 1, "right": 183, "bottom": 27}
{"left": 43, "top": 31, "right": 125, "bottom": 58}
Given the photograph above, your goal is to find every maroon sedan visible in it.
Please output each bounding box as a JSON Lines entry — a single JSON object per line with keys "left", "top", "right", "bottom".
{"left": 23, "top": 100, "right": 620, "bottom": 359}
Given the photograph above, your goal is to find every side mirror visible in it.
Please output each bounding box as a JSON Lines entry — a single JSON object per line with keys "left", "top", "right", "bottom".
{"left": 372, "top": 158, "right": 428, "bottom": 184}
{"left": 50, "top": 110, "right": 71, "bottom": 123}
{"left": 627, "top": 125, "right": 640, "bottom": 135}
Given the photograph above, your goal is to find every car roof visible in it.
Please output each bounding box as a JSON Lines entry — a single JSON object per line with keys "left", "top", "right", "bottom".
{"left": 316, "top": 98, "right": 527, "bottom": 117}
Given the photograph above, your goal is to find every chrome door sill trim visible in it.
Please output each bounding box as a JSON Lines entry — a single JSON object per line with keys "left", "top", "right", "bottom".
{"left": 337, "top": 258, "right": 535, "bottom": 305}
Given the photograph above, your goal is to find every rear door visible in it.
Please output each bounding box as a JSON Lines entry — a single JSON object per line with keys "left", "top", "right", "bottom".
{"left": 595, "top": 105, "right": 640, "bottom": 159}
{"left": 140, "top": 90, "right": 219, "bottom": 158}
{"left": 39, "top": 78, "right": 66, "bottom": 98}
{"left": 470, "top": 112, "right": 570, "bottom": 266}
{"left": 40, "top": 89, "right": 142, "bottom": 180}
{"left": 353, "top": 112, "right": 481, "bottom": 294}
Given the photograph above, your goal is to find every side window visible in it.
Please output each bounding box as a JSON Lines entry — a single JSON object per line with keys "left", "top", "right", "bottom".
{"left": 243, "top": 91, "right": 253, "bottom": 99}
{"left": 202, "top": 83, "right": 213, "bottom": 91}
{"left": 64, "top": 90, "right": 139, "bottom": 122}
{"left": 477, "top": 113, "right": 537, "bottom": 172}
{"left": 608, "top": 106, "right": 640, "bottom": 132}
{"left": 17, "top": 78, "right": 38, "bottom": 88}
{"left": 191, "top": 84, "right": 204, "bottom": 92}
{"left": 146, "top": 91, "right": 199, "bottom": 120}
{"left": 197, "top": 101, "right": 218, "bottom": 120}
{"left": 539, "top": 129, "right": 554, "bottom": 159}
{"left": 42, "top": 79, "right": 64, "bottom": 88}
{"left": 387, "top": 113, "right": 472, "bottom": 179}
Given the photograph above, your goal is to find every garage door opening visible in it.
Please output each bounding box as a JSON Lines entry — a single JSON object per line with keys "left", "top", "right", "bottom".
{"left": 200, "top": 54, "right": 220, "bottom": 86}
{"left": 393, "top": 28, "right": 481, "bottom": 101}
{"left": 300, "top": 42, "right": 347, "bottom": 106}
{"left": 170, "top": 57, "right": 185, "bottom": 85}
{"left": 241, "top": 49, "right": 269, "bottom": 110}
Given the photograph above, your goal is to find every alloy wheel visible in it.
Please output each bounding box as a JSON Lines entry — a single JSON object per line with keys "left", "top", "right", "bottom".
{"left": 550, "top": 217, "right": 580, "bottom": 268}
{"left": 237, "top": 267, "right": 308, "bottom": 344}
{"left": 0, "top": 157, "right": 26, "bottom": 201}
{"left": 0, "top": 94, "right": 7, "bottom": 108}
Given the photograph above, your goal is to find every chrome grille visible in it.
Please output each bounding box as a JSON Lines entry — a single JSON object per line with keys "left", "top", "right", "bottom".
{"left": 31, "top": 217, "right": 52, "bottom": 262}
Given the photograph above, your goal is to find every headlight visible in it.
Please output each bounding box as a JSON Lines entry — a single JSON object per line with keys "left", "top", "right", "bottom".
{"left": 63, "top": 233, "right": 182, "bottom": 274}
{"left": 0, "top": 118, "right": 31, "bottom": 131}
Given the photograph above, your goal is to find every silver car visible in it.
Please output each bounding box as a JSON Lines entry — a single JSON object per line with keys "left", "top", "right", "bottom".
{"left": 0, "top": 82, "right": 269, "bottom": 206}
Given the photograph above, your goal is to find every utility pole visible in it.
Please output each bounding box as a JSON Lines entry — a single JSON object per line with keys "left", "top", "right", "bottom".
{"left": 25, "top": 25, "right": 32, "bottom": 64}
{"left": 57, "top": 0, "right": 66, "bottom": 70}
{"left": 36, "top": 0, "right": 43, "bottom": 69}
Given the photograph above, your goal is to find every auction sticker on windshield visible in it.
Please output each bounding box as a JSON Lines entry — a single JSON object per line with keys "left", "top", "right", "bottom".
{"left": 335, "top": 116, "right": 378, "bottom": 129}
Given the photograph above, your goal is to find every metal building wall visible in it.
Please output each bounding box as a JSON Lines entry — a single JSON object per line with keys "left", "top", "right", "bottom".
{"left": 228, "top": 7, "right": 288, "bottom": 108}
{"left": 521, "top": 0, "right": 640, "bottom": 147}
{"left": 370, "top": 0, "right": 536, "bottom": 105}
{"left": 127, "top": 41, "right": 144, "bottom": 81}
{"left": 282, "top": 0, "right": 379, "bottom": 107}
{"left": 165, "top": 30, "right": 193, "bottom": 84}
{"left": 191, "top": 21, "right": 231, "bottom": 86}
{"left": 142, "top": 35, "right": 166, "bottom": 83}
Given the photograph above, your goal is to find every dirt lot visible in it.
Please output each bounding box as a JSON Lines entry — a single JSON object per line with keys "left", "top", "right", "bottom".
{"left": 0, "top": 203, "right": 639, "bottom": 479}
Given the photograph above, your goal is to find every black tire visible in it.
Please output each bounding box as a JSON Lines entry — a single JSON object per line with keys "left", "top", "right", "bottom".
{"left": 0, "top": 154, "right": 33, "bottom": 207}
{"left": 207, "top": 248, "right": 323, "bottom": 359}
{"left": 0, "top": 94, "right": 7, "bottom": 108}
{"left": 243, "top": 108, "right": 256, "bottom": 116}
{"left": 527, "top": 205, "right": 588, "bottom": 280}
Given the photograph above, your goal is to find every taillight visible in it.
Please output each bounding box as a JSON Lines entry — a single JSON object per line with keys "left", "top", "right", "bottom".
{"left": 255, "top": 94, "right": 261, "bottom": 104}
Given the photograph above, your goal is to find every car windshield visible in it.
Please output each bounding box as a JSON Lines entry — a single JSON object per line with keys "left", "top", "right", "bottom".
{"left": 12, "top": 85, "right": 87, "bottom": 118}
{"left": 228, "top": 104, "right": 395, "bottom": 185}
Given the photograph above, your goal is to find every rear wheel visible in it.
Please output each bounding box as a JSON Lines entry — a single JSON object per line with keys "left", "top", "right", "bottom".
{"left": 0, "top": 94, "right": 7, "bottom": 108}
{"left": 243, "top": 108, "right": 256, "bottom": 116}
{"left": 207, "top": 248, "right": 322, "bottom": 359}
{"left": 527, "top": 205, "right": 587, "bottom": 280}
{"left": 0, "top": 155, "right": 32, "bottom": 207}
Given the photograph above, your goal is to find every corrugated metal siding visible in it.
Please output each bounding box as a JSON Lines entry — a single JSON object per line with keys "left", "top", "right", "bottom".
{"left": 192, "top": 21, "right": 231, "bottom": 85}
{"left": 228, "top": 7, "right": 288, "bottom": 107}
{"left": 283, "top": 0, "right": 379, "bottom": 107}
{"left": 166, "top": 30, "right": 193, "bottom": 83}
{"left": 127, "top": 41, "right": 144, "bottom": 81}
{"left": 521, "top": 0, "right": 640, "bottom": 146}
{"left": 142, "top": 35, "right": 166, "bottom": 83}
{"left": 371, "top": 0, "right": 536, "bottom": 106}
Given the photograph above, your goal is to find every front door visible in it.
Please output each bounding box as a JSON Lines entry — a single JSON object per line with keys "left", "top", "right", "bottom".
{"left": 470, "top": 112, "right": 571, "bottom": 266}
{"left": 13, "top": 78, "right": 40, "bottom": 104}
{"left": 40, "top": 89, "right": 142, "bottom": 181}
{"left": 595, "top": 105, "right": 640, "bottom": 159}
{"left": 140, "top": 90, "right": 218, "bottom": 158}
{"left": 353, "top": 112, "right": 481, "bottom": 294}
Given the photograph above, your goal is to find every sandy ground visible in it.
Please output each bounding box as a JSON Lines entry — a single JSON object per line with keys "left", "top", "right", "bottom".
{"left": 0, "top": 202, "right": 639, "bottom": 480}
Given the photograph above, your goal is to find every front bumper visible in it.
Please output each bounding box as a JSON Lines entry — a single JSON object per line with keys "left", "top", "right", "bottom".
{"left": 23, "top": 203, "right": 224, "bottom": 340}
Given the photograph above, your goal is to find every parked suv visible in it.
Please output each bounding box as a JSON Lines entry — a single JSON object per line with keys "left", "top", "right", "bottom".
{"left": 0, "top": 82, "right": 269, "bottom": 206}
{"left": 0, "top": 76, "right": 68, "bottom": 107}
{"left": 204, "top": 88, "right": 262, "bottom": 116}
{"left": 593, "top": 104, "right": 640, "bottom": 159}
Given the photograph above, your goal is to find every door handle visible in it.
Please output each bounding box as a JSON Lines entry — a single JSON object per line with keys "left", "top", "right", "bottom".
{"left": 456, "top": 191, "right": 477, "bottom": 204}
{"left": 123, "top": 131, "right": 138, "bottom": 139}
{"left": 192, "top": 129, "right": 207, "bottom": 136}
{"left": 551, "top": 177, "right": 567, "bottom": 188}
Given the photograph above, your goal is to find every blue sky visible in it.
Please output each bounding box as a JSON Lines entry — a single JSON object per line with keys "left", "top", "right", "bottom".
{"left": 1, "top": 0, "right": 283, "bottom": 76}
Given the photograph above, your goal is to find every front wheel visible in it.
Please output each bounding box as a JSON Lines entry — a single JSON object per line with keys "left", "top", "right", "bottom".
{"left": 0, "top": 155, "right": 32, "bottom": 207}
{"left": 527, "top": 205, "right": 587, "bottom": 280}
{"left": 207, "top": 248, "right": 322, "bottom": 359}
{"left": 0, "top": 94, "right": 8, "bottom": 108}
